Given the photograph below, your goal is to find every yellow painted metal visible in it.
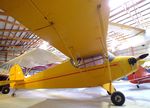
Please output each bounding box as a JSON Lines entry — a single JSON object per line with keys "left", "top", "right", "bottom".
{"left": 102, "top": 83, "right": 115, "bottom": 94}
{"left": 9, "top": 64, "right": 24, "bottom": 87}
{"left": 10, "top": 56, "right": 138, "bottom": 89}
{"left": 0, "top": 0, "right": 109, "bottom": 58}
{"left": 0, "top": 64, "right": 24, "bottom": 86}
{"left": 138, "top": 60, "right": 147, "bottom": 65}
{"left": 0, "top": 80, "right": 14, "bottom": 86}
{"left": 9, "top": 64, "right": 24, "bottom": 81}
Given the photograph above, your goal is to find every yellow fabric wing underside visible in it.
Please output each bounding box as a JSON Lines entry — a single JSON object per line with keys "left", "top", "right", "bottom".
{"left": 0, "top": 0, "right": 109, "bottom": 58}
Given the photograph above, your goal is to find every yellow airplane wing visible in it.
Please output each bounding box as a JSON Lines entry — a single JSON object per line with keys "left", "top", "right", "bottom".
{"left": 0, "top": 0, "right": 109, "bottom": 58}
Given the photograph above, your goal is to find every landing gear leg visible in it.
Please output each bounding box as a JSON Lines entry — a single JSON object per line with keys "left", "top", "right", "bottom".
{"left": 11, "top": 89, "right": 17, "bottom": 97}
{"left": 102, "top": 83, "right": 116, "bottom": 95}
{"left": 136, "top": 81, "right": 140, "bottom": 88}
{"left": 136, "top": 84, "right": 140, "bottom": 88}
{"left": 111, "top": 91, "right": 125, "bottom": 106}
{"left": 102, "top": 83, "right": 125, "bottom": 105}
{"left": 107, "top": 88, "right": 116, "bottom": 95}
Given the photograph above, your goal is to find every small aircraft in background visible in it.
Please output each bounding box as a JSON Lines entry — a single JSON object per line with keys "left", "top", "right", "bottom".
{"left": 0, "top": 0, "right": 149, "bottom": 106}
{"left": 128, "top": 66, "right": 150, "bottom": 88}
{"left": 0, "top": 74, "right": 9, "bottom": 94}
{"left": 0, "top": 48, "right": 62, "bottom": 94}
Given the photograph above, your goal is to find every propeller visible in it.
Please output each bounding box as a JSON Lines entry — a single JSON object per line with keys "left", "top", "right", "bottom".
{"left": 137, "top": 53, "right": 149, "bottom": 60}
{"left": 128, "top": 53, "right": 149, "bottom": 65}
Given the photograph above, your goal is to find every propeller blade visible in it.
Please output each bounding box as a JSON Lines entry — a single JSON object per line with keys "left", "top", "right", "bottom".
{"left": 137, "top": 53, "right": 149, "bottom": 60}
{"left": 128, "top": 53, "right": 149, "bottom": 66}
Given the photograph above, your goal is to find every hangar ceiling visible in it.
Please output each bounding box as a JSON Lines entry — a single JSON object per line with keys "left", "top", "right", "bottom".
{"left": 108, "top": 0, "right": 150, "bottom": 52}
{"left": 0, "top": 0, "right": 150, "bottom": 64}
{"left": 0, "top": 12, "right": 45, "bottom": 64}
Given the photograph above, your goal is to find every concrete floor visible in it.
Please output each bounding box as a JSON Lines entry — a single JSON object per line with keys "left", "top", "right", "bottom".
{"left": 0, "top": 81, "right": 150, "bottom": 108}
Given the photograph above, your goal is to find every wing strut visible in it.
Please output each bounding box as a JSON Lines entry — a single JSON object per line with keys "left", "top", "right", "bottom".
{"left": 50, "top": 24, "right": 79, "bottom": 66}
{"left": 30, "top": 0, "right": 79, "bottom": 66}
{"left": 96, "top": 3, "right": 113, "bottom": 93}
{"left": 98, "top": 37, "right": 113, "bottom": 93}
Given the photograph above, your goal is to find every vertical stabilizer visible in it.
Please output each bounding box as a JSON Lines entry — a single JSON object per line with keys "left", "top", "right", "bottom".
{"left": 128, "top": 66, "right": 147, "bottom": 83}
{"left": 9, "top": 64, "right": 24, "bottom": 81}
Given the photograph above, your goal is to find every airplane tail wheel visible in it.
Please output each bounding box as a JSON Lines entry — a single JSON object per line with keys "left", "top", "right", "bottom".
{"left": 1, "top": 87, "right": 10, "bottom": 94}
{"left": 137, "top": 85, "right": 140, "bottom": 88}
{"left": 11, "top": 93, "right": 16, "bottom": 97}
{"left": 111, "top": 91, "right": 125, "bottom": 106}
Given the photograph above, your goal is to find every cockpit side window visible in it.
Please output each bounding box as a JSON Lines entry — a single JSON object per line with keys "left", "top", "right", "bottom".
{"left": 78, "top": 55, "right": 104, "bottom": 68}
{"left": 73, "top": 52, "right": 115, "bottom": 68}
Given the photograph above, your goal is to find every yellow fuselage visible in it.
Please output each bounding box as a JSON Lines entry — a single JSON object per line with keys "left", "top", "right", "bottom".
{"left": 13, "top": 56, "right": 138, "bottom": 89}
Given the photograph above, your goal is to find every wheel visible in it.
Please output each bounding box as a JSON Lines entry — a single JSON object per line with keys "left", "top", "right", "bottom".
{"left": 111, "top": 91, "right": 125, "bottom": 106}
{"left": 137, "top": 85, "right": 140, "bottom": 88}
{"left": 1, "top": 87, "right": 10, "bottom": 94}
{"left": 11, "top": 93, "right": 16, "bottom": 97}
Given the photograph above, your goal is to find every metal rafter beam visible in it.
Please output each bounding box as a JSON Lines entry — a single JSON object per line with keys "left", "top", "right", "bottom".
{"left": 0, "top": 19, "right": 25, "bottom": 27}
{"left": 0, "top": 53, "right": 18, "bottom": 57}
{"left": 109, "top": 22, "right": 145, "bottom": 32}
{"left": 0, "top": 40, "right": 42, "bottom": 52}
{"left": 0, "top": 49, "right": 29, "bottom": 53}
{"left": 110, "top": 2, "right": 150, "bottom": 22}
{"left": 0, "top": 29, "right": 29, "bottom": 32}
{"left": 0, "top": 35, "right": 32, "bottom": 42}
{"left": 117, "top": 31, "right": 145, "bottom": 41}
{"left": 0, "top": 39, "right": 41, "bottom": 48}
{"left": 120, "top": 12, "right": 150, "bottom": 25}
{"left": 3, "top": 18, "right": 17, "bottom": 52}
{"left": 21, "top": 38, "right": 41, "bottom": 53}
{"left": 127, "top": 16, "right": 150, "bottom": 26}
{"left": 0, "top": 44, "right": 22, "bottom": 48}
{"left": 110, "top": 0, "right": 144, "bottom": 18}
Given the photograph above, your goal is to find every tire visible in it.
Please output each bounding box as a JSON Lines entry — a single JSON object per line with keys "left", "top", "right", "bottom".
{"left": 111, "top": 91, "right": 125, "bottom": 106}
{"left": 11, "top": 93, "right": 16, "bottom": 97}
{"left": 137, "top": 85, "right": 140, "bottom": 88}
{"left": 1, "top": 87, "right": 10, "bottom": 94}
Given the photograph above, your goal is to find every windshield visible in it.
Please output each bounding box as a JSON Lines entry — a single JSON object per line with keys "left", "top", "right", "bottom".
{"left": 108, "top": 52, "right": 116, "bottom": 62}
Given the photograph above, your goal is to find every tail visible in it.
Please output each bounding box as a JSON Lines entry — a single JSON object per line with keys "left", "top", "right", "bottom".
{"left": 128, "top": 66, "right": 147, "bottom": 84}
{"left": 9, "top": 64, "right": 24, "bottom": 81}
{"left": 0, "top": 64, "right": 24, "bottom": 88}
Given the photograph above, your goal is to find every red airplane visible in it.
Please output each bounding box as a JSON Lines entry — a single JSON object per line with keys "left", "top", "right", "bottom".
{"left": 128, "top": 66, "right": 150, "bottom": 88}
